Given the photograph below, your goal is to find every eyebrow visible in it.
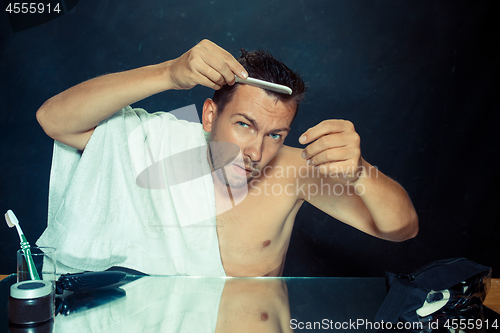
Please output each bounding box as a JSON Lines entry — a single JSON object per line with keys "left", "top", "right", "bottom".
{"left": 233, "top": 113, "right": 290, "bottom": 134}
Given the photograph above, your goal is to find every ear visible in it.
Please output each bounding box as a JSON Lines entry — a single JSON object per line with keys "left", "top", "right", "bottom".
{"left": 202, "top": 98, "right": 217, "bottom": 132}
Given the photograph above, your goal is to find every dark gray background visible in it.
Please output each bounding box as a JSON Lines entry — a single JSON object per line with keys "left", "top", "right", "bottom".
{"left": 1, "top": 0, "right": 498, "bottom": 277}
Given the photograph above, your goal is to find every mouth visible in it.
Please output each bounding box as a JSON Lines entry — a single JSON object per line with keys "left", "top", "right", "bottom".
{"left": 232, "top": 163, "right": 252, "bottom": 176}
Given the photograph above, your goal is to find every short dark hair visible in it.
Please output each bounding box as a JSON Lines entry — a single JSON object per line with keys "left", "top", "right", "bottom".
{"left": 213, "top": 48, "right": 306, "bottom": 123}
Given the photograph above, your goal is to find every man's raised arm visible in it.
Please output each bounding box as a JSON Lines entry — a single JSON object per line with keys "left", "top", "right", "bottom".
{"left": 298, "top": 119, "right": 418, "bottom": 242}
{"left": 36, "top": 39, "right": 248, "bottom": 150}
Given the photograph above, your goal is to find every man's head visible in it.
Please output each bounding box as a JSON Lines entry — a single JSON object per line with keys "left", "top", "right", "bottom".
{"left": 213, "top": 48, "right": 306, "bottom": 123}
{"left": 202, "top": 49, "right": 306, "bottom": 188}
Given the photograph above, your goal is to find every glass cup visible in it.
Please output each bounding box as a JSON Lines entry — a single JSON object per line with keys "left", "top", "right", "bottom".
{"left": 16, "top": 246, "right": 57, "bottom": 284}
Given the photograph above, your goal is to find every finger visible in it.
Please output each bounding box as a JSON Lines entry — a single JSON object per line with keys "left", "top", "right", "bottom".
{"left": 301, "top": 131, "right": 357, "bottom": 160}
{"left": 189, "top": 62, "right": 224, "bottom": 89}
{"left": 187, "top": 53, "right": 228, "bottom": 89}
{"left": 299, "top": 120, "right": 354, "bottom": 145}
{"left": 193, "top": 59, "right": 226, "bottom": 87}
{"left": 306, "top": 147, "right": 355, "bottom": 167}
{"left": 200, "top": 40, "right": 248, "bottom": 80}
{"left": 195, "top": 73, "right": 222, "bottom": 90}
{"left": 191, "top": 47, "right": 238, "bottom": 86}
{"left": 200, "top": 52, "right": 238, "bottom": 86}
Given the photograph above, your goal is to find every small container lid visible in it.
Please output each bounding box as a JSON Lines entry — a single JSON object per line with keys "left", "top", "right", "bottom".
{"left": 10, "top": 280, "right": 53, "bottom": 299}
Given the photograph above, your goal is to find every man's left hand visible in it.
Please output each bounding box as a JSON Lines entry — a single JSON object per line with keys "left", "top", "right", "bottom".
{"left": 299, "top": 119, "right": 362, "bottom": 182}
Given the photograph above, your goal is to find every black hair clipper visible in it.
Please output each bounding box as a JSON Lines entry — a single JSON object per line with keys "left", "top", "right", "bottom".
{"left": 55, "top": 271, "right": 127, "bottom": 294}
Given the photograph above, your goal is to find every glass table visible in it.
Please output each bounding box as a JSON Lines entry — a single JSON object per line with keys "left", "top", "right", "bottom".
{"left": 1, "top": 274, "right": 499, "bottom": 332}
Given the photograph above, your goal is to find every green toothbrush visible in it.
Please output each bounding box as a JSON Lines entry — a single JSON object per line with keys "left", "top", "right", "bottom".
{"left": 5, "top": 210, "right": 40, "bottom": 280}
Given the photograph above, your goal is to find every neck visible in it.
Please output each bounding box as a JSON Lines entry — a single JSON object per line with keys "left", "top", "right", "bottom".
{"left": 207, "top": 147, "right": 249, "bottom": 215}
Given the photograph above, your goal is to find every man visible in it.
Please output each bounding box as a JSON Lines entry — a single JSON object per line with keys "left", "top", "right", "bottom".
{"left": 36, "top": 40, "right": 418, "bottom": 277}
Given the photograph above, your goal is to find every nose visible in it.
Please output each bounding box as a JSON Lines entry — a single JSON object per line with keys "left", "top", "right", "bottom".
{"left": 243, "top": 137, "right": 263, "bottom": 163}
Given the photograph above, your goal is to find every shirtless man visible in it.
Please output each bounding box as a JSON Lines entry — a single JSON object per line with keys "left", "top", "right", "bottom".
{"left": 36, "top": 40, "right": 418, "bottom": 277}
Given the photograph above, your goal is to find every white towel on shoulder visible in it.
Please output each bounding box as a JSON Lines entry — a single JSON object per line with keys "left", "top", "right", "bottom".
{"left": 36, "top": 105, "right": 225, "bottom": 276}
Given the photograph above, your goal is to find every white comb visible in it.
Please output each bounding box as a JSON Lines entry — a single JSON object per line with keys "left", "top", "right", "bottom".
{"left": 234, "top": 75, "right": 292, "bottom": 95}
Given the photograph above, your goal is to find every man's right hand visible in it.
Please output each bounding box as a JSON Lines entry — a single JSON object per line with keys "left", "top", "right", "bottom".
{"left": 166, "top": 39, "right": 248, "bottom": 90}
{"left": 36, "top": 39, "right": 246, "bottom": 151}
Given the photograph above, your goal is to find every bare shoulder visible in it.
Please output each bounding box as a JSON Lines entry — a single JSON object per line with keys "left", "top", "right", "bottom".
{"left": 259, "top": 145, "right": 310, "bottom": 183}
{"left": 257, "top": 145, "right": 311, "bottom": 191}
{"left": 270, "top": 145, "right": 305, "bottom": 168}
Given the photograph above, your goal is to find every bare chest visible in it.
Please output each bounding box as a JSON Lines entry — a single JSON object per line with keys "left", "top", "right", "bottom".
{"left": 214, "top": 182, "right": 302, "bottom": 276}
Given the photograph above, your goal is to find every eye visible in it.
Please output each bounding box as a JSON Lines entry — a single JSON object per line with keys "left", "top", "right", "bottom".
{"left": 269, "top": 133, "right": 282, "bottom": 140}
{"left": 237, "top": 121, "right": 249, "bottom": 128}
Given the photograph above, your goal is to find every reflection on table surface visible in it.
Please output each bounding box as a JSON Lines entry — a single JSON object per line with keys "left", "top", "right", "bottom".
{"left": 216, "top": 278, "right": 293, "bottom": 332}
{"left": 1, "top": 275, "right": 388, "bottom": 333}
{"left": 53, "top": 276, "right": 387, "bottom": 333}
{"left": 1, "top": 275, "right": 499, "bottom": 332}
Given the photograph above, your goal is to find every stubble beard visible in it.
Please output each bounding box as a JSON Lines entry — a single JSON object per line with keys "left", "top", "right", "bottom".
{"left": 208, "top": 124, "right": 260, "bottom": 189}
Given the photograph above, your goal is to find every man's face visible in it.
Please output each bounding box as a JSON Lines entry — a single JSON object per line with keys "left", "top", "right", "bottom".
{"left": 204, "top": 84, "right": 296, "bottom": 188}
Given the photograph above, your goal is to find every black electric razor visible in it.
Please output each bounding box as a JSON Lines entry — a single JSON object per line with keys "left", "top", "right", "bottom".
{"left": 55, "top": 271, "right": 127, "bottom": 294}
